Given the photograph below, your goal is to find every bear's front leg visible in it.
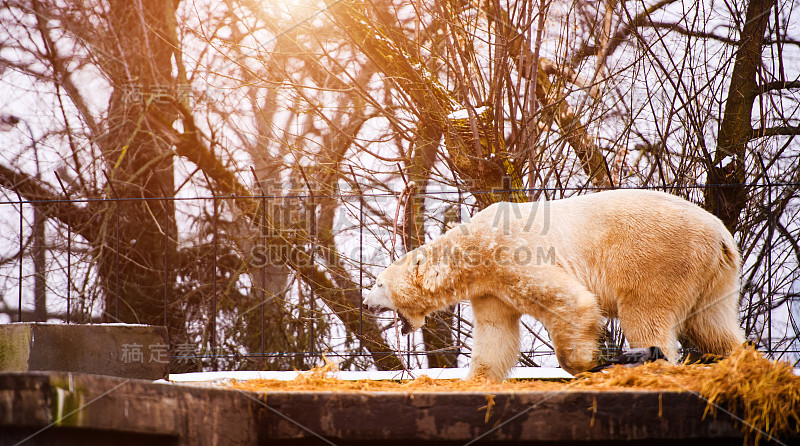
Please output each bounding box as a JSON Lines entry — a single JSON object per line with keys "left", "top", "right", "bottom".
{"left": 467, "top": 295, "right": 522, "bottom": 381}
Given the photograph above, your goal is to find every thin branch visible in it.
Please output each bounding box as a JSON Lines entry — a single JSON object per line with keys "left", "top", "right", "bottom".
{"left": 568, "top": 0, "right": 679, "bottom": 67}
{"left": 750, "top": 126, "right": 800, "bottom": 139}
{"left": 0, "top": 163, "right": 97, "bottom": 242}
{"left": 757, "top": 80, "right": 800, "bottom": 94}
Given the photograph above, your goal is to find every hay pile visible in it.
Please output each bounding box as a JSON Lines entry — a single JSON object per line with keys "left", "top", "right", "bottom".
{"left": 228, "top": 346, "right": 799, "bottom": 444}
{"left": 571, "top": 346, "right": 800, "bottom": 444}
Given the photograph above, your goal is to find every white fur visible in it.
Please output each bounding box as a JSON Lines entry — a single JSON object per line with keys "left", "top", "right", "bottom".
{"left": 369, "top": 190, "right": 745, "bottom": 380}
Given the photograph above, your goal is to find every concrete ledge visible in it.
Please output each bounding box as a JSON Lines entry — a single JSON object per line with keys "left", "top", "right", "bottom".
{"left": 0, "top": 323, "right": 168, "bottom": 380}
{"left": 0, "top": 372, "right": 780, "bottom": 445}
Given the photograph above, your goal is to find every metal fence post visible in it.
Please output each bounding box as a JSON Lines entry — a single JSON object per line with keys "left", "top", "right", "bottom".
{"left": 15, "top": 191, "right": 23, "bottom": 322}
{"left": 55, "top": 173, "right": 71, "bottom": 324}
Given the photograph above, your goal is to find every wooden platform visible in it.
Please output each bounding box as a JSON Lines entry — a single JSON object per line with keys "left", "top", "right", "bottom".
{"left": 0, "top": 371, "right": 787, "bottom": 445}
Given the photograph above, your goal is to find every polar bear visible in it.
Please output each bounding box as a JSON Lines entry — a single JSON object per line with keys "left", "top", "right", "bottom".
{"left": 364, "top": 189, "right": 744, "bottom": 380}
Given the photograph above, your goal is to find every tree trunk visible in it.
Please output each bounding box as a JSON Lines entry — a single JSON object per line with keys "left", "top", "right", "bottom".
{"left": 704, "top": 0, "right": 774, "bottom": 232}
{"left": 405, "top": 120, "right": 459, "bottom": 369}
{"left": 96, "top": 0, "right": 184, "bottom": 368}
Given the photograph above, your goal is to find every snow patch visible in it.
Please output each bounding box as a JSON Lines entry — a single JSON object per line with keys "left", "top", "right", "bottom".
{"left": 447, "top": 106, "right": 487, "bottom": 120}
{"left": 167, "top": 366, "right": 573, "bottom": 383}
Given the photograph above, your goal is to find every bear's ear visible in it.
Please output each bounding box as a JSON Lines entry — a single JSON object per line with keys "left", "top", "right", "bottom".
{"left": 415, "top": 250, "right": 451, "bottom": 292}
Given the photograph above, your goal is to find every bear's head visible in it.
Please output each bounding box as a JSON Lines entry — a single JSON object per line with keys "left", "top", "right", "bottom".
{"left": 363, "top": 243, "right": 455, "bottom": 334}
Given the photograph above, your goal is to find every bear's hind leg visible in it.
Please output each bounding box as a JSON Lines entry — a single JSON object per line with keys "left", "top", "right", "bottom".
{"left": 683, "top": 236, "right": 744, "bottom": 356}
{"left": 468, "top": 295, "right": 521, "bottom": 381}
{"left": 683, "top": 295, "right": 744, "bottom": 356}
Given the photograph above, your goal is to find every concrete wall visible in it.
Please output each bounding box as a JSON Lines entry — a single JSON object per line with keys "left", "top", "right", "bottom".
{"left": 0, "top": 323, "right": 168, "bottom": 380}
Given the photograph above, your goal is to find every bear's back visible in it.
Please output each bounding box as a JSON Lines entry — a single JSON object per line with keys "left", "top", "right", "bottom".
{"left": 462, "top": 189, "right": 736, "bottom": 301}
{"left": 468, "top": 189, "right": 726, "bottom": 238}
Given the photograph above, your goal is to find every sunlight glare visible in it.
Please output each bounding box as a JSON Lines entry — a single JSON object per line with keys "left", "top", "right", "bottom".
{"left": 260, "top": 0, "right": 322, "bottom": 23}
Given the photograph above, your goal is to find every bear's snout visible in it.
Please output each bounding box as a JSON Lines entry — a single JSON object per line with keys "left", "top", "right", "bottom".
{"left": 364, "top": 281, "right": 396, "bottom": 313}
{"left": 362, "top": 292, "right": 392, "bottom": 314}
{"left": 361, "top": 302, "right": 392, "bottom": 314}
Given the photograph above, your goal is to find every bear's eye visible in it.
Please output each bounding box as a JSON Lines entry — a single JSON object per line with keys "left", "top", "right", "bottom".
{"left": 377, "top": 282, "right": 384, "bottom": 287}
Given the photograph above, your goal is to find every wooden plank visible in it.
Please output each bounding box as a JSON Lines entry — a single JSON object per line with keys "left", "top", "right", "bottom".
{"left": 254, "top": 390, "right": 744, "bottom": 443}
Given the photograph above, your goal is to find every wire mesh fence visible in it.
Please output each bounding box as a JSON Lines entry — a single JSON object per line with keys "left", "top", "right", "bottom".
{"left": 1, "top": 180, "right": 798, "bottom": 372}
